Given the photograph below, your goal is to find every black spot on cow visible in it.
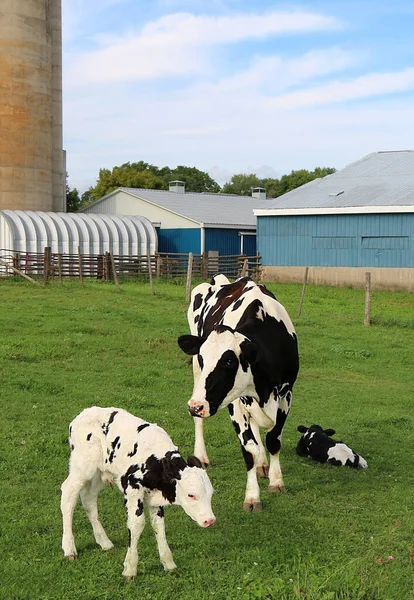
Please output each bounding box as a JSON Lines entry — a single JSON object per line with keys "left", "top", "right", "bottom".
{"left": 157, "top": 506, "right": 164, "bottom": 518}
{"left": 136, "top": 499, "right": 144, "bottom": 517}
{"left": 121, "top": 464, "right": 140, "bottom": 492}
{"left": 108, "top": 436, "right": 120, "bottom": 463}
{"left": 193, "top": 293, "right": 203, "bottom": 312}
{"left": 137, "top": 423, "right": 150, "bottom": 434}
{"left": 227, "top": 403, "right": 234, "bottom": 417}
{"left": 204, "top": 350, "right": 239, "bottom": 415}
{"left": 194, "top": 315, "right": 200, "bottom": 324}
{"left": 127, "top": 527, "right": 131, "bottom": 546}
{"left": 128, "top": 442, "right": 138, "bottom": 458}
{"left": 231, "top": 417, "right": 241, "bottom": 436}
{"left": 240, "top": 445, "right": 254, "bottom": 471}
{"left": 141, "top": 451, "right": 187, "bottom": 503}
{"left": 187, "top": 455, "right": 203, "bottom": 468}
{"left": 197, "top": 354, "right": 204, "bottom": 370}
{"left": 69, "top": 425, "right": 72, "bottom": 436}
{"left": 86, "top": 433, "right": 92, "bottom": 441}
{"left": 102, "top": 410, "right": 118, "bottom": 436}
{"left": 232, "top": 297, "right": 244, "bottom": 312}
{"left": 71, "top": 444, "right": 74, "bottom": 451}
{"left": 242, "top": 425, "right": 257, "bottom": 447}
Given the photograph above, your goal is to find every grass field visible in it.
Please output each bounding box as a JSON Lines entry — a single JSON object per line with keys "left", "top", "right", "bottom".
{"left": 0, "top": 277, "right": 413, "bottom": 600}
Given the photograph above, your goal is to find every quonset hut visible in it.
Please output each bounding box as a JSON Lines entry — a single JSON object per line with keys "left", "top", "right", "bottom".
{"left": 0, "top": 211, "right": 157, "bottom": 255}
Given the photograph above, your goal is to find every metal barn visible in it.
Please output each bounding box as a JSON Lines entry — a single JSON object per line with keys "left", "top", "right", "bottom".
{"left": 81, "top": 182, "right": 259, "bottom": 256}
{"left": 254, "top": 151, "right": 414, "bottom": 291}
{"left": 0, "top": 210, "right": 157, "bottom": 255}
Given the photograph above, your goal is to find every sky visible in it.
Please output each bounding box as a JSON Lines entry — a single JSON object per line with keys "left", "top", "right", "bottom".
{"left": 62, "top": 0, "right": 414, "bottom": 192}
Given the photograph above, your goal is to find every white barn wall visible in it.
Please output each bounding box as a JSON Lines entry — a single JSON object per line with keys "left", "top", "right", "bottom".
{"left": 82, "top": 190, "right": 198, "bottom": 229}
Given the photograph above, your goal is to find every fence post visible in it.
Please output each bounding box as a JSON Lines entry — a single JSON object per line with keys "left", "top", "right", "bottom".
{"left": 109, "top": 251, "right": 120, "bottom": 291}
{"left": 241, "top": 257, "right": 249, "bottom": 277}
{"left": 156, "top": 253, "right": 162, "bottom": 278}
{"left": 364, "top": 272, "right": 371, "bottom": 326}
{"left": 77, "top": 246, "right": 83, "bottom": 286}
{"left": 202, "top": 252, "right": 208, "bottom": 279}
{"left": 147, "top": 251, "right": 154, "bottom": 296}
{"left": 58, "top": 254, "right": 63, "bottom": 286}
{"left": 186, "top": 252, "right": 194, "bottom": 302}
{"left": 43, "top": 246, "right": 51, "bottom": 284}
{"left": 297, "top": 267, "right": 309, "bottom": 318}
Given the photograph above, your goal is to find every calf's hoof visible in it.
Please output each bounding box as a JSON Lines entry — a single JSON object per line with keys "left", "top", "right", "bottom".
{"left": 268, "top": 484, "right": 286, "bottom": 493}
{"left": 66, "top": 554, "right": 77, "bottom": 561}
{"left": 124, "top": 575, "right": 135, "bottom": 581}
{"left": 257, "top": 465, "right": 269, "bottom": 478}
{"left": 243, "top": 500, "right": 262, "bottom": 512}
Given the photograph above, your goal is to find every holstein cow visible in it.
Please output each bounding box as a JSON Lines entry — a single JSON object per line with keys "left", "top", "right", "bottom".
{"left": 296, "top": 424, "right": 368, "bottom": 469}
{"left": 178, "top": 275, "right": 299, "bottom": 511}
{"left": 61, "top": 407, "right": 215, "bottom": 579}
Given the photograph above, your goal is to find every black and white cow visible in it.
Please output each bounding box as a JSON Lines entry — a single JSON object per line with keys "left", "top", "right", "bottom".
{"left": 61, "top": 407, "right": 215, "bottom": 579}
{"left": 177, "top": 274, "right": 299, "bottom": 511}
{"left": 296, "top": 424, "right": 368, "bottom": 469}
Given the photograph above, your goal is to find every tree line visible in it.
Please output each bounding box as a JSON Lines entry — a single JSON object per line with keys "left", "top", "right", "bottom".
{"left": 66, "top": 162, "right": 336, "bottom": 212}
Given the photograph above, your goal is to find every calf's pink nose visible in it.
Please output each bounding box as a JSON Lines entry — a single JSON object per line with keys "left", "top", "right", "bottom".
{"left": 203, "top": 518, "right": 216, "bottom": 528}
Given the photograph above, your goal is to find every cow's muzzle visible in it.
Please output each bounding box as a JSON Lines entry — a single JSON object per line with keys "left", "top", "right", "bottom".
{"left": 188, "top": 401, "right": 209, "bottom": 418}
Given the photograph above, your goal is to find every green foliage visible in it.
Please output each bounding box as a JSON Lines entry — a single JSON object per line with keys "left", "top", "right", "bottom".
{"left": 66, "top": 174, "right": 81, "bottom": 212}
{"left": 222, "top": 167, "right": 336, "bottom": 198}
{"left": 0, "top": 279, "right": 413, "bottom": 600}
{"left": 85, "top": 161, "right": 220, "bottom": 203}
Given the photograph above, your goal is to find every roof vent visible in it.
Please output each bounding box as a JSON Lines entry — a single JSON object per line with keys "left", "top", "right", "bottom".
{"left": 169, "top": 180, "right": 185, "bottom": 194}
{"left": 329, "top": 190, "right": 344, "bottom": 197}
{"left": 251, "top": 187, "right": 266, "bottom": 200}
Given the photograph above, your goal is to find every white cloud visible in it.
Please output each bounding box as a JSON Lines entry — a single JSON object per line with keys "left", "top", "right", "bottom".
{"left": 65, "top": 10, "right": 343, "bottom": 86}
{"left": 267, "top": 67, "right": 414, "bottom": 109}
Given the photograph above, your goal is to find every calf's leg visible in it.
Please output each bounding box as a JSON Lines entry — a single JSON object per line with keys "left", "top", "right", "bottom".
{"left": 149, "top": 506, "right": 177, "bottom": 571}
{"left": 80, "top": 471, "right": 114, "bottom": 551}
{"left": 61, "top": 473, "right": 88, "bottom": 558}
{"left": 123, "top": 486, "right": 146, "bottom": 580}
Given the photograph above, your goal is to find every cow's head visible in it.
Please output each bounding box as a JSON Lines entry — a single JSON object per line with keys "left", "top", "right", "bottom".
{"left": 178, "top": 325, "right": 259, "bottom": 418}
{"left": 175, "top": 455, "right": 216, "bottom": 527}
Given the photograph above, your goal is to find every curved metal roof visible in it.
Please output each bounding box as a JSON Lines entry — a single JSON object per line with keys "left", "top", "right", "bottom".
{"left": 0, "top": 211, "right": 158, "bottom": 255}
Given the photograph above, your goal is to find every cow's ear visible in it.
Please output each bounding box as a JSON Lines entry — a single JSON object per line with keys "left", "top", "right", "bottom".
{"left": 187, "top": 455, "right": 203, "bottom": 469}
{"left": 240, "top": 339, "right": 259, "bottom": 365}
{"left": 297, "top": 425, "right": 308, "bottom": 433}
{"left": 324, "top": 428, "right": 336, "bottom": 437}
{"left": 177, "top": 335, "right": 204, "bottom": 355}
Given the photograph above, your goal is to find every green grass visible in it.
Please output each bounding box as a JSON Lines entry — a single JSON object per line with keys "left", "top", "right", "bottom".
{"left": 0, "top": 278, "right": 413, "bottom": 600}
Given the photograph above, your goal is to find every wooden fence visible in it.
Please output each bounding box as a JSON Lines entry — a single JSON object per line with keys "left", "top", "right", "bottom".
{"left": 0, "top": 249, "right": 261, "bottom": 283}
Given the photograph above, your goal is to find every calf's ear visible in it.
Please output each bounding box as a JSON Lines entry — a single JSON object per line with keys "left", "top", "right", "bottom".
{"left": 187, "top": 455, "right": 203, "bottom": 469}
{"left": 324, "top": 428, "right": 336, "bottom": 436}
{"left": 178, "top": 335, "right": 204, "bottom": 355}
{"left": 297, "top": 425, "right": 308, "bottom": 433}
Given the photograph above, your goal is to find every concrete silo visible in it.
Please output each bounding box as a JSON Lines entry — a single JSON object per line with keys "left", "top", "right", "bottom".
{"left": 0, "top": 0, "right": 65, "bottom": 212}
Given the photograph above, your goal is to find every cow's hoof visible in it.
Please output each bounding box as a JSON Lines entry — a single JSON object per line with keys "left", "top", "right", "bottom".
{"left": 123, "top": 575, "right": 136, "bottom": 581}
{"left": 243, "top": 501, "right": 262, "bottom": 512}
{"left": 257, "top": 465, "right": 269, "bottom": 478}
{"left": 66, "top": 554, "right": 77, "bottom": 561}
{"left": 268, "top": 484, "right": 286, "bottom": 493}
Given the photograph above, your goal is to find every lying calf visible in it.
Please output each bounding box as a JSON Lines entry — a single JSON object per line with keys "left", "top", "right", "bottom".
{"left": 61, "top": 406, "right": 215, "bottom": 579}
{"left": 296, "top": 424, "right": 368, "bottom": 469}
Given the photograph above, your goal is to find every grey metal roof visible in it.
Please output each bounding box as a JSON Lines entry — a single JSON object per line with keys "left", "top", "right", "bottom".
{"left": 260, "top": 151, "right": 414, "bottom": 210}
{"left": 120, "top": 187, "right": 257, "bottom": 228}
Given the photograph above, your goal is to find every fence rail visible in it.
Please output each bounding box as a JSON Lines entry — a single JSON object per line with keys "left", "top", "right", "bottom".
{"left": 0, "top": 249, "right": 261, "bottom": 282}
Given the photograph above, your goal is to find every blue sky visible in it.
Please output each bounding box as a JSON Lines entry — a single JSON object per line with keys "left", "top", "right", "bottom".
{"left": 62, "top": 0, "right": 414, "bottom": 192}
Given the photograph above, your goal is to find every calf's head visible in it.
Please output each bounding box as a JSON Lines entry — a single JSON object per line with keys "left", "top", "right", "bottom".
{"left": 175, "top": 456, "right": 215, "bottom": 527}
{"left": 296, "top": 424, "right": 336, "bottom": 456}
{"left": 178, "top": 326, "right": 259, "bottom": 418}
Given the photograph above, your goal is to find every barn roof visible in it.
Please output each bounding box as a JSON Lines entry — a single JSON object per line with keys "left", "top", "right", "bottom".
{"left": 87, "top": 187, "right": 258, "bottom": 229}
{"left": 255, "top": 151, "right": 414, "bottom": 216}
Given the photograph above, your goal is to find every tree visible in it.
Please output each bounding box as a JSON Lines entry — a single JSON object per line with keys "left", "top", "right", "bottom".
{"left": 85, "top": 161, "right": 221, "bottom": 200}
{"left": 221, "top": 174, "right": 263, "bottom": 196}
{"left": 66, "top": 175, "right": 81, "bottom": 212}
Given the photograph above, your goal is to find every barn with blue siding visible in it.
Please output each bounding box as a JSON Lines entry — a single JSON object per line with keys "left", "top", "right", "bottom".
{"left": 82, "top": 181, "right": 259, "bottom": 256}
{"left": 254, "top": 151, "right": 414, "bottom": 290}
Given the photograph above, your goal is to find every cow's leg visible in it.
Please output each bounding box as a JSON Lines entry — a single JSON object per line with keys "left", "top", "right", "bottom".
{"left": 228, "top": 400, "right": 262, "bottom": 512}
{"left": 61, "top": 472, "right": 88, "bottom": 559}
{"left": 193, "top": 417, "right": 209, "bottom": 467}
{"left": 79, "top": 471, "right": 114, "bottom": 551}
{"left": 266, "top": 385, "right": 292, "bottom": 493}
{"left": 149, "top": 506, "right": 177, "bottom": 571}
{"left": 192, "top": 356, "right": 209, "bottom": 466}
{"left": 250, "top": 419, "right": 269, "bottom": 478}
{"left": 123, "top": 486, "right": 146, "bottom": 580}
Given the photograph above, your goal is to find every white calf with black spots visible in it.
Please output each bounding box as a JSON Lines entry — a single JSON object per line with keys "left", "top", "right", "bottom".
{"left": 296, "top": 424, "right": 368, "bottom": 469}
{"left": 178, "top": 275, "right": 299, "bottom": 511}
{"left": 61, "top": 407, "right": 215, "bottom": 579}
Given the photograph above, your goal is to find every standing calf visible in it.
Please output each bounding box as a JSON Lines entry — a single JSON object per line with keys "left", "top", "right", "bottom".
{"left": 296, "top": 424, "right": 368, "bottom": 469}
{"left": 61, "top": 407, "right": 215, "bottom": 579}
